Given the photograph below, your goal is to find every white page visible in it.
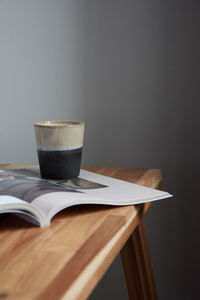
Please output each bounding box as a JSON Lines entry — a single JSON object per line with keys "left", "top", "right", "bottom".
{"left": 0, "top": 195, "right": 26, "bottom": 205}
{"left": 32, "top": 170, "right": 172, "bottom": 219}
{"left": 78, "top": 170, "right": 170, "bottom": 202}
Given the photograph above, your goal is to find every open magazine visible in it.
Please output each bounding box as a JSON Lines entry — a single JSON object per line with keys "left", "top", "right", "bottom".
{"left": 0, "top": 168, "right": 172, "bottom": 227}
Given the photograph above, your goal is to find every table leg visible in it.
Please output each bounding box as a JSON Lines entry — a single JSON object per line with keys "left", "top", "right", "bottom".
{"left": 120, "top": 217, "right": 158, "bottom": 300}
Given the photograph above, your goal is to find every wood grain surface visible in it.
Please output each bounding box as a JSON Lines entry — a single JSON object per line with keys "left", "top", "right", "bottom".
{"left": 0, "top": 164, "right": 162, "bottom": 300}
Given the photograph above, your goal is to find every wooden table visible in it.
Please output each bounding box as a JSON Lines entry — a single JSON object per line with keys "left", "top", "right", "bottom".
{"left": 0, "top": 164, "right": 161, "bottom": 300}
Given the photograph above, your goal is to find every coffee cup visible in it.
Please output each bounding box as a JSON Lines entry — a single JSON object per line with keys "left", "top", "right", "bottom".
{"left": 34, "top": 120, "right": 85, "bottom": 180}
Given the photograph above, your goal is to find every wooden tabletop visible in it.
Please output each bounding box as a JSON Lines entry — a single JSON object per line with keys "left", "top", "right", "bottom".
{"left": 0, "top": 165, "right": 162, "bottom": 300}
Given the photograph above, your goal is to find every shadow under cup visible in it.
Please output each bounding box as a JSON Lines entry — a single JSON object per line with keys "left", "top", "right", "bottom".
{"left": 34, "top": 120, "right": 85, "bottom": 180}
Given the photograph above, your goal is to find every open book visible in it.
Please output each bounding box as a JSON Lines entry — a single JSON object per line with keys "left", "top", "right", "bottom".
{"left": 0, "top": 167, "right": 172, "bottom": 227}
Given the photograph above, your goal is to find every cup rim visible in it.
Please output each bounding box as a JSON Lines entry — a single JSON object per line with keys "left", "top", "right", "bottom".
{"left": 34, "top": 120, "right": 84, "bottom": 128}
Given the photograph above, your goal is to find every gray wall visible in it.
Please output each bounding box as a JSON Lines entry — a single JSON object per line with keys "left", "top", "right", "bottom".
{"left": 0, "top": 1, "right": 199, "bottom": 299}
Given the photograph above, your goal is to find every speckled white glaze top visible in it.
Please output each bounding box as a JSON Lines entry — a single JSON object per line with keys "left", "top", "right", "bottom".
{"left": 34, "top": 120, "right": 85, "bottom": 149}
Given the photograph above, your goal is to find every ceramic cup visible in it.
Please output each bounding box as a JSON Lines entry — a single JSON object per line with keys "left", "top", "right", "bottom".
{"left": 34, "top": 120, "right": 85, "bottom": 180}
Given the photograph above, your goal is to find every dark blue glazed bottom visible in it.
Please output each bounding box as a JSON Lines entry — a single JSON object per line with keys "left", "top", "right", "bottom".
{"left": 37, "top": 147, "right": 82, "bottom": 180}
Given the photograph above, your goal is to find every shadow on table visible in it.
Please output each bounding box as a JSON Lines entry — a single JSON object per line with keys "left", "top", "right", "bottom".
{"left": 0, "top": 204, "right": 118, "bottom": 231}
